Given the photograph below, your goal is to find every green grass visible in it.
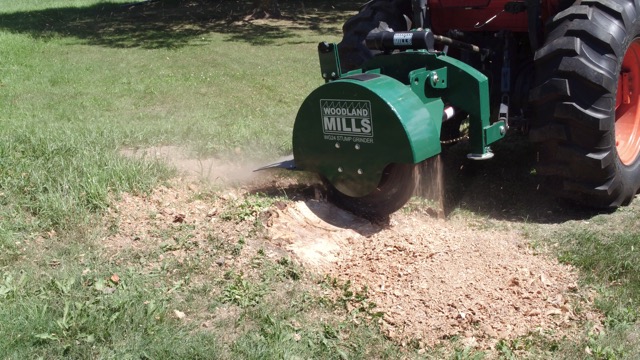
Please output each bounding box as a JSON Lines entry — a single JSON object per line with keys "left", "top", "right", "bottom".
{"left": 0, "top": 0, "right": 336, "bottom": 158}
{"left": 546, "top": 222, "right": 640, "bottom": 359}
{"left": 0, "top": 263, "right": 221, "bottom": 358}
{"left": 0, "top": 0, "right": 346, "bottom": 242}
{"left": 0, "top": 1, "right": 408, "bottom": 358}
{"left": 3, "top": 0, "right": 640, "bottom": 358}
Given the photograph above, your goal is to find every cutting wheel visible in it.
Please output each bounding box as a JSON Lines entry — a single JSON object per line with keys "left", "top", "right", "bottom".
{"left": 324, "top": 163, "right": 419, "bottom": 219}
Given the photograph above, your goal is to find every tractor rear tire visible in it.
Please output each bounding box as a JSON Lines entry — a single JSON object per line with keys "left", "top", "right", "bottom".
{"left": 337, "top": 0, "right": 412, "bottom": 72}
{"left": 530, "top": 0, "right": 640, "bottom": 207}
{"left": 325, "top": 163, "right": 418, "bottom": 220}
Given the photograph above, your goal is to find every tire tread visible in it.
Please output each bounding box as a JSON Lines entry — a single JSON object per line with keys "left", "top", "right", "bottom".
{"left": 530, "top": 0, "right": 640, "bottom": 207}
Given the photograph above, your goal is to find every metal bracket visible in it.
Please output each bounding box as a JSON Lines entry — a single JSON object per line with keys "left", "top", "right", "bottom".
{"left": 467, "top": 150, "right": 494, "bottom": 160}
{"left": 254, "top": 155, "right": 297, "bottom": 171}
{"left": 318, "top": 42, "right": 342, "bottom": 82}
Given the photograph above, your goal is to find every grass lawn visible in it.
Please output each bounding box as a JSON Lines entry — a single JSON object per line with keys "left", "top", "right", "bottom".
{"left": 1, "top": 1, "right": 640, "bottom": 359}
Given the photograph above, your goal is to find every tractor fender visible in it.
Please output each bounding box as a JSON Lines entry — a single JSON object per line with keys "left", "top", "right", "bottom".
{"left": 292, "top": 73, "right": 443, "bottom": 197}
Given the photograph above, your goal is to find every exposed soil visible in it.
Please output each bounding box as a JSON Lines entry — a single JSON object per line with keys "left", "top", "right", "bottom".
{"left": 272, "top": 199, "right": 598, "bottom": 349}
{"left": 109, "top": 146, "right": 602, "bottom": 352}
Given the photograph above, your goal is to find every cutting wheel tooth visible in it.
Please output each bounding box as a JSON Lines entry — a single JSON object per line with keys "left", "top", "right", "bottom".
{"left": 324, "top": 163, "right": 419, "bottom": 220}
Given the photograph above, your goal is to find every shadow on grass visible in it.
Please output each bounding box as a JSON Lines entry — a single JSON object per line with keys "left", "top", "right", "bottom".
{"left": 249, "top": 135, "right": 608, "bottom": 225}
{"left": 0, "top": 0, "right": 355, "bottom": 49}
{"left": 437, "top": 133, "right": 609, "bottom": 224}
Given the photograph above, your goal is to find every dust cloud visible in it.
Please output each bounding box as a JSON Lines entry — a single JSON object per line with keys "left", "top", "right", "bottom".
{"left": 415, "top": 155, "right": 446, "bottom": 218}
{"left": 120, "top": 145, "right": 273, "bottom": 186}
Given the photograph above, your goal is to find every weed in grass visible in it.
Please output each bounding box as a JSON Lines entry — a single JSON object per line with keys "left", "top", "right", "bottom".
{"left": 209, "top": 252, "right": 410, "bottom": 359}
{"left": 0, "top": 230, "right": 22, "bottom": 266}
{"left": 451, "top": 346, "right": 485, "bottom": 360}
{"left": 221, "top": 272, "right": 268, "bottom": 308}
{"left": 4, "top": 268, "right": 162, "bottom": 357}
{"left": 0, "top": 129, "right": 170, "bottom": 235}
{"left": 232, "top": 236, "right": 246, "bottom": 256}
{"left": 206, "top": 233, "right": 237, "bottom": 257}
{"left": 320, "top": 276, "right": 385, "bottom": 323}
{"left": 556, "top": 229, "right": 640, "bottom": 302}
{"left": 583, "top": 329, "right": 627, "bottom": 360}
{"left": 230, "top": 306, "right": 386, "bottom": 360}
{"left": 220, "top": 194, "right": 279, "bottom": 224}
{"left": 276, "top": 256, "right": 302, "bottom": 281}
{"left": 0, "top": 272, "right": 25, "bottom": 299}
{"left": 495, "top": 338, "right": 522, "bottom": 359}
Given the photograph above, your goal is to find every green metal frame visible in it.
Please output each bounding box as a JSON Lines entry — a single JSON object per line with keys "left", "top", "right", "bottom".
{"left": 295, "top": 42, "right": 505, "bottom": 197}
{"left": 293, "top": 73, "right": 443, "bottom": 197}
{"left": 351, "top": 50, "right": 506, "bottom": 156}
{"left": 320, "top": 43, "right": 505, "bottom": 154}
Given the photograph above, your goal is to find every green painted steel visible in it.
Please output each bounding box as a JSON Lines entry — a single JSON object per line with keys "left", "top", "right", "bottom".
{"left": 318, "top": 42, "right": 342, "bottom": 81}
{"left": 293, "top": 43, "right": 504, "bottom": 198}
{"left": 359, "top": 51, "right": 505, "bottom": 156}
{"left": 292, "top": 74, "right": 443, "bottom": 197}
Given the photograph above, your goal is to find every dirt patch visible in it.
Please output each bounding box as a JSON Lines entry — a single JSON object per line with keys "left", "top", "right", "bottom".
{"left": 266, "top": 200, "right": 590, "bottom": 349}
{"left": 104, "top": 182, "right": 597, "bottom": 350}
{"left": 111, "top": 147, "right": 600, "bottom": 352}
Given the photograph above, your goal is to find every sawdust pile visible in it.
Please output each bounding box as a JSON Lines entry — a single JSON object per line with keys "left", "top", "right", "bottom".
{"left": 104, "top": 174, "right": 598, "bottom": 351}
{"left": 267, "top": 200, "right": 590, "bottom": 349}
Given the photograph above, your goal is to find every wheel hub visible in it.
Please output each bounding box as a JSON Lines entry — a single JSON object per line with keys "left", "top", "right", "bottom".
{"left": 615, "top": 38, "right": 640, "bottom": 165}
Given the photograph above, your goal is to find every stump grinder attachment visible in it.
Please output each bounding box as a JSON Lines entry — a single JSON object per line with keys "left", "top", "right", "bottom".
{"left": 261, "top": 30, "right": 506, "bottom": 218}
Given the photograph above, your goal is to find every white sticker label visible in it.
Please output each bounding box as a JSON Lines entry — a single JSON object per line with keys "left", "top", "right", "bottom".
{"left": 320, "top": 99, "right": 373, "bottom": 139}
{"left": 393, "top": 33, "right": 412, "bottom": 46}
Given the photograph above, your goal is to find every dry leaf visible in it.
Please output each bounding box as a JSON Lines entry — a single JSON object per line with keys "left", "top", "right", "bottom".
{"left": 110, "top": 274, "right": 120, "bottom": 284}
{"left": 462, "top": 336, "right": 478, "bottom": 348}
{"left": 206, "top": 208, "right": 218, "bottom": 217}
{"left": 590, "top": 323, "right": 605, "bottom": 336}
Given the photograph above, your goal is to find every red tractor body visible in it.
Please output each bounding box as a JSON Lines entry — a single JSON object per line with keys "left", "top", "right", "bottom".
{"left": 430, "top": 0, "right": 528, "bottom": 32}
{"left": 325, "top": 0, "right": 640, "bottom": 214}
